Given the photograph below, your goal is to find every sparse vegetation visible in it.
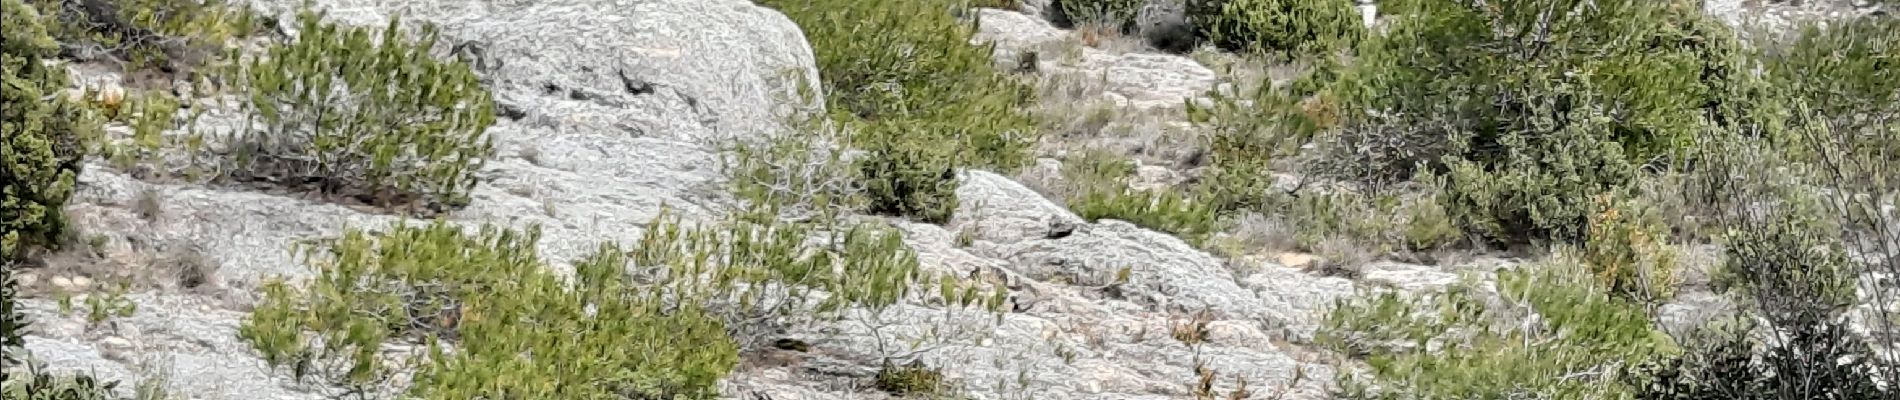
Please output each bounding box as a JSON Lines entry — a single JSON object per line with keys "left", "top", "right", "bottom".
{"left": 1320, "top": 259, "right": 1674, "bottom": 399}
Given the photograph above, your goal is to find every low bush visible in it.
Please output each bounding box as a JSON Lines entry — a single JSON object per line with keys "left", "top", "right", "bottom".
{"left": 2, "top": 360, "right": 122, "bottom": 400}
{"left": 1329, "top": 0, "right": 1748, "bottom": 244}
{"left": 241, "top": 221, "right": 739, "bottom": 398}
{"left": 1072, "top": 188, "right": 1220, "bottom": 245}
{"left": 1184, "top": 80, "right": 1318, "bottom": 214}
{"left": 1631, "top": 315, "right": 1888, "bottom": 400}
{"left": 761, "top": 0, "right": 1039, "bottom": 224}
{"left": 1576, "top": 193, "right": 1680, "bottom": 304}
{"left": 27, "top": 0, "right": 256, "bottom": 72}
{"left": 1760, "top": 17, "right": 1900, "bottom": 193}
{"left": 3, "top": 0, "right": 101, "bottom": 261}
{"left": 1186, "top": 0, "right": 1365, "bottom": 57}
{"left": 1281, "top": 173, "right": 1462, "bottom": 257}
{"left": 232, "top": 10, "right": 496, "bottom": 211}
{"left": 242, "top": 213, "right": 1003, "bottom": 397}
{"left": 1320, "top": 258, "right": 1674, "bottom": 399}
{"left": 2, "top": 262, "right": 25, "bottom": 368}
{"left": 1631, "top": 140, "right": 1890, "bottom": 398}
{"left": 1049, "top": 0, "right": 1146, "bottom": 31}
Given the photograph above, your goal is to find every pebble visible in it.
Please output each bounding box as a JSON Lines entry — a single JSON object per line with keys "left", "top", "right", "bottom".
{"left": 51, "top": 276, "right": 75, "bottom": 290}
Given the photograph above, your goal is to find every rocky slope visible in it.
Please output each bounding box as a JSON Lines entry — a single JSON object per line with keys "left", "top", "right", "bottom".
{"left": 10, "top": 0, "right": 1886, "bottom": 399}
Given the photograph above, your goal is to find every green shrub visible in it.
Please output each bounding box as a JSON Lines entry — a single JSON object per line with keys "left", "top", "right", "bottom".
{"left": 241, "top": 210, "right": 1001, "bottom": 397}
{"left": 1331, "top": 0, "right": 1747, "bottom": 244}
{"left": 1761, "top": 17, "right": 1900, "bottom": 191}
{"left": 1053, "top": 151, "right": 1220, "bottom": 244}
{"left": 761, "top": 0, "right": 1039, "bottom": 224}
{"left": 875, "top": 360, "right": 946, "bottom": 396}
{"left": 1320, "top": 258, "right": 1674, "bottom": 399}
{"left": 1281, "top": 172, "right": 1463, "bottom": 257}
{"left": 1186, "top": 0, "right": 1364, "bottom": 57}
{"left": 3, "top": 0, "right": 101, "bottom": 261}
{"left": 2, "top": 361, "right": 121, "bottom": 400}
{"left": 27, "top": 0, "right": 256, "bottom": 72}
{"left": 1072, "top": 188, "right": 1220, "bottom": 244}
{"left": 1184, "top": 81, "right": 1318, "bottom": 213}
{"left": 1576, "top": 193, "right": 1679, "bottom": 304}
{"left": 1050, "top": 0, "right": 1146, "bottom": 31}
{"left": 1631, "top": 315, "right": 1888, "bottom": 400}
{"left": 2, "top": 262, "right": 25, "bottom": 368}
{"left": 241, "top": 221, "right": 738, "bottom": 398}
{"left": 233, "top": 10, "right": 496, "bottom": 211}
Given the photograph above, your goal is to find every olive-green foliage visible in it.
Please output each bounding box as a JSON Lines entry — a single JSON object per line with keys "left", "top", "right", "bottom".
{"left": 1764, "top": 17, "right": 1900, "bottom": 135}
{"left": 1, "top": 361, "right": 121, "bottom": 400}
{"left": 1184, "top": 81, "right": 1317, "bottom": 214}
{"left": 27, "top": 0, "right": 255, "bottom": 72}
{"left": 241, "top": 221, "right": 738, "bottom": 398}
{"left": 1059, "top": 151, "right": 1221, "bottom": 244}
{"left": 1320, "top": 258, "right": 1674, "bottom": 399}
{"left": 1051, "top": 0, "right": 1146, "bottom": 31}
{"left": 1631, "top": 315, "right": 1888, "bottom": 400}
{"left": 2, "top": 262, "right": 25, "bottom": 368}
{"left": 761, "top": 0, "right": 1039, "bottom": 224}
{"left": 1333, "top": 0, "right": 1746, "bottom": 244}
{"left": 1186, "top": 0, "right": 1364, "bottom": 57}
{"left": 241, "top": 211, "right": 991, "bottom": 397}
{"left": 1281, "top": 172, "right": 1462, "bottom": 255}
{"left": 236, "top": 10, "right": 495, "bottom": 210}
{"left": 1576, "top": 194, "right": 1679, "bottom": 304}
{"left": 2, "top": 0, "right": 100, "bottom": 261}
{"left": 1072, "top": 188, "right": 1220, "bottom": 245}
{"left": 875, "top": 360, "right": 945, "bottom": 396}
{"left": 1761, "top": 17, "right": 1900, "bottom": 191}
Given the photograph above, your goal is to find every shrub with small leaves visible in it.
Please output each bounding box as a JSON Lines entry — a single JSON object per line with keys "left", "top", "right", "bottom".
{"left": 1630, "top": 315, "right": 1888, "bottom": 400}
{"left": 234, "top": 9, "right": 496, "bottom": 211}
{"left": 1576, "top": 193, "right": 1680, "bottom": 304}
{"left": 27, "top": 0, "right": 256, "bottom": 72}
{"left": 1050, "top": 0, "right": 1146, "bottom": 31}
{"left": 1, "top": 360, "right": 122, "bottom": 400}
{"left": 1186, "top": 0, "right": 1365, "bottom": 57}
{"left": 875, "top": 360, "right": 945, "bottom": 396}
{"left": 240, "top": 221, "right": 738, "bottom": 398}
{"left": 3, "top": 0, "right": 101, "bottom": 261}
{"left": 2, "top": 262, "right": 25, "bottom": 369}
{"left": 1320, "top": 258, "right": 1673, "bottom": 399}
{"left": 1331, "top": 0, "right": 1749, "bottom": 244}
{"left": 1058, "top": 151, "right": 1221, "bottom": 244}
{"left": 762, "top": 0, "right": 1039, "bottom": 224}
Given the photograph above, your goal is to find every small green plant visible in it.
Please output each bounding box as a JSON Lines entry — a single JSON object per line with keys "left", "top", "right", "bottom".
{"left": 84, "top": 283, "right": 138, "bottom": 324}
{"left": 1186, "top": 0, "right": 1365, "bottom": 57}
{"left": 3, "top": 0, "right": 102, "bottom": 261}
{"left": 875, "top": 360, "right": 946, "bottom": 396}
{"left": 1072, "top": 189, "right": 1220, "bottom": 244}
{"left": 234, "top": 9, "right": 496, "bottom": 211}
